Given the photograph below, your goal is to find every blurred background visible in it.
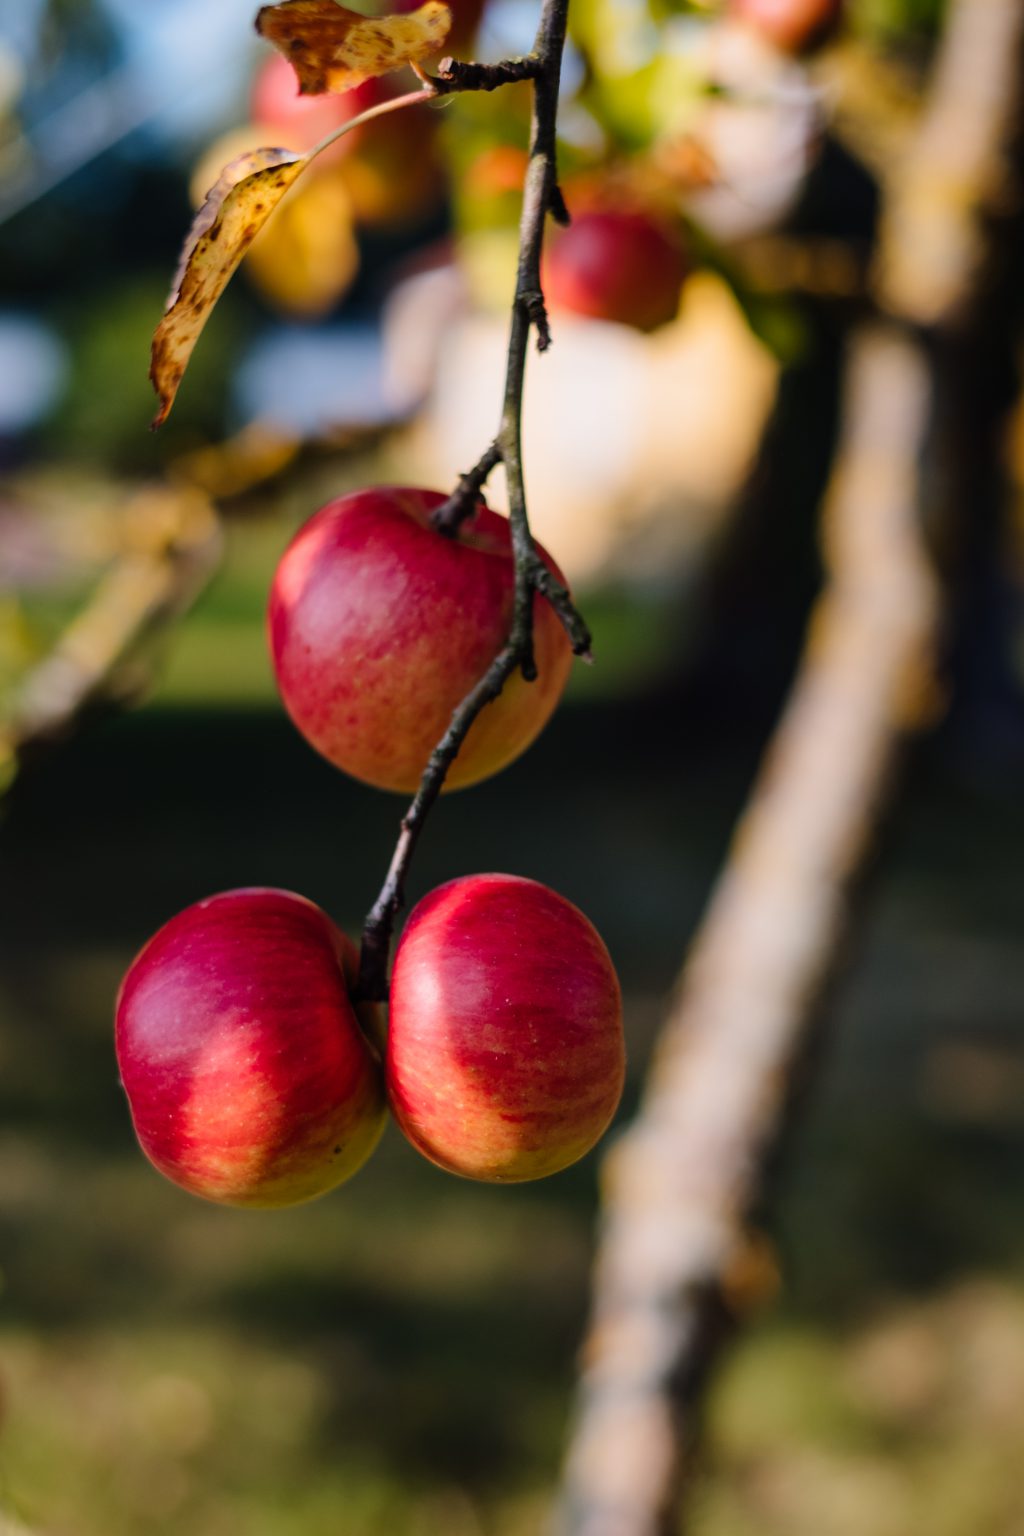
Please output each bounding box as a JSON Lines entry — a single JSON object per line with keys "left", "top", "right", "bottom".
{"left": 2, "top": 0, "right": 1024, "bottom": 1532}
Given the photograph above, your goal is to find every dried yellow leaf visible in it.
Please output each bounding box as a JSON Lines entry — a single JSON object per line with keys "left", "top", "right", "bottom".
{"left": 150, "top": 148, "right": 308, "bottom": 428}
{"left": 256, "top": 0, "right": 452, "bottom": 94}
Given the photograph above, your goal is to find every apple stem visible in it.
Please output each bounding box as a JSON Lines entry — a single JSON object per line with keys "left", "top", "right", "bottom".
{"left": 430, "top": 440, "right": 502, "bottom": 530}
{"left": 356, "top": 0, "right": 590, "bottom": 1004}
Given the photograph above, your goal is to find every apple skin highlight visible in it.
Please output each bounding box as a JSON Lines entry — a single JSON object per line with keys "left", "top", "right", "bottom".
{"left": 268, "top": 487, "right": 574, "bottom": 795}
{"left": 115, "top": 888, "right": 386, "bottom": 1208}
{"left": 387, "top": 874, "right": 625, "bottom": 1183}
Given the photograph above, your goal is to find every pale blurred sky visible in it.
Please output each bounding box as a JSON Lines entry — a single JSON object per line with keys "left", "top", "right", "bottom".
{"left": 0, "top": 0, "right": 258, "bottom": 143}
{"left": 96, "top": 0, "right": 259, "bottom": 134}
{"left": 0, "top": 0, "right": 262, "bottom": 223}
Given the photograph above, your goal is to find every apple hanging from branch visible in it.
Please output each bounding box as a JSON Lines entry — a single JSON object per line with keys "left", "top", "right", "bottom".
{"left": 268, "top": 486, "right": 575, "bottom": 794}
{"left": 133, "top": 0, "right": 625, "bottom": 1211}
{"left": 115, "top": 888, "right": 386, "bottom": 1207}
{"left": 387, "top": 874, "right": 625, "bottom": 1182}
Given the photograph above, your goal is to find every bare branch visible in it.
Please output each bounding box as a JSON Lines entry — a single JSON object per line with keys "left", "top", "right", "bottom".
{"left": 876, "top": 0, "right": 1024, "bottom": 325}
{"left": 431, "top": 55, "right": 540, "bottom": 93}
{"left": 1, "top": 487, "right": 221, "bottom": 793}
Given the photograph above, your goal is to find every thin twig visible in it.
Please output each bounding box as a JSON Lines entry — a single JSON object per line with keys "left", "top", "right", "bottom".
{"left": 431, "top": 55, "right": 540, "bottom": 94}
{"left": 356, "top": 0, "right": 588, "bottom": 1003}
{"left": 356, "top": 640, "right": 521, "bottom": 1001}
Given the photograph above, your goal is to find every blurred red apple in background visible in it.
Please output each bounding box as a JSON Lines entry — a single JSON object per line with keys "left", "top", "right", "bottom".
{"left": 268, "top": 487, "right": 573, "bottom": 794}
{"left": 730, "top": 0, "right": 843, "bottom": 53}
{"left": 544, "top": 208, "right": 687, "bottom": 332}
{"left": 115, "top": 889, "right": 386, "bottom": 1207}
{"left": 387, "top": 874, "right": 624, "bottom": 1182}
{"left": 251, "top": 52, "right": 383, "bottom": 159}
{"left": 252, "top": 53, "right": 446, "bottom": 225}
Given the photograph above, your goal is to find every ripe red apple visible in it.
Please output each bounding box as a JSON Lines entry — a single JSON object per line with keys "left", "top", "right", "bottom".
{"left": 386, "top": 874, "right": 625, "bottom": 1182}
{"left": 731, "top": 0, "right": 843, "bottom": 53}
{"left": 268, "top": 487, "right": 574, "bottom": 794}
{"left": 115, "top": 889, "right": 386, "bottom": 1208}
{"left": 543, "top": 208, "right": 687, "bottom": 333}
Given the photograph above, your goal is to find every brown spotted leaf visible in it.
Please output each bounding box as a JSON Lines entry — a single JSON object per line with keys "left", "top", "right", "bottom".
{"left": 256, "top": 0, "right": 452, "bottom": 94}
{"left": 150, "top": 148, "right": 308, "bottom": 428}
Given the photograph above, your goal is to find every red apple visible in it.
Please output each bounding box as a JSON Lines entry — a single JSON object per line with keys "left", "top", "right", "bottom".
{"left": 115, "top": 889, "right": 386, "bottom": 1208}
{"left": 387, "top": 874, "right": 624, "bottom": 1182}
{"left": 268, "top": 487, "right": 574, "bottom": 795}
{"left": 731, "top": 0, "right": 843, "bottom": 53}
{"left": 251, "top": 53, "right": 384, "bottom": 159}
{"left": 252, "top": 53, "right": 446, "bottom": 227}
{"left": 543, "top": 208, "right": 687, "bottom": 333}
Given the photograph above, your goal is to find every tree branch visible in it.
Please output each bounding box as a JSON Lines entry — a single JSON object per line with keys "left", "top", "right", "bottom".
{"left": 356, "top": 0, "right": 589, "bottom": 1004}
{"left": 431, "top": 55, "right": 540, "bottom": 94}
{"left": 1, "top": 486, "right": 221, "bottom": 795}
{"left": 557, "top": 325, "right": 938, "bottom": 1535}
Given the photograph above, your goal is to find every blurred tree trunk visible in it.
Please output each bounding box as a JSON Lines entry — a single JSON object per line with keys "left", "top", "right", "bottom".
{"left": 556, "top": 0, "right": 1024, "bottom": 1530}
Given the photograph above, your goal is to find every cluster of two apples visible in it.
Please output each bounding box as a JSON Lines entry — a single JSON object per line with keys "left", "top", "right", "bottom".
{"left": 116, "top": 488, "right": 625, "bottom": 1207}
